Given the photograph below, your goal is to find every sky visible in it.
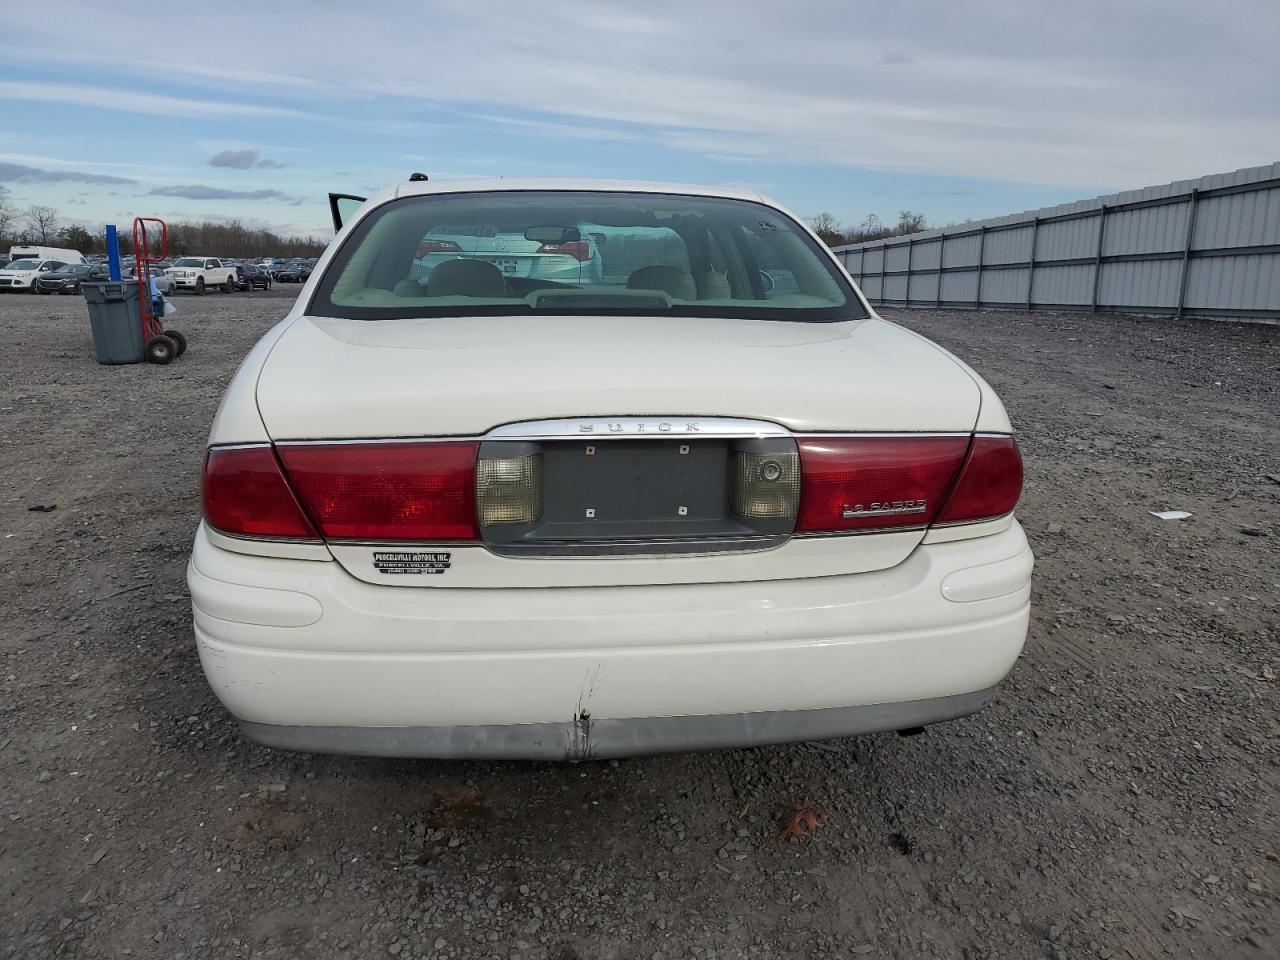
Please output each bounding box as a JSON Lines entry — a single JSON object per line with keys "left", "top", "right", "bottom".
{"left": 2, "top": 0, "right": 1278, "bottom": 241}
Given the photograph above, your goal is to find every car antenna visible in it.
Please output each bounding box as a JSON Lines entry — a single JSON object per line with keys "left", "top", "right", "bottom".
{"left": 408, "top": 172, "right": 429, "bottom": 182}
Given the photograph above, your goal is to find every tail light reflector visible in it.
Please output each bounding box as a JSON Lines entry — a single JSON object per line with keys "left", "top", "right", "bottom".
{"left": 202, "top": 445, "right": 318, "bottom": 539}
{"left": 797, "top": 436, "right": 969, "bottom": 533}
{"left": 415, "top": 239, "right": 462, "bottom": 258}
{"left": 936, "top": 435, "right": 1023, "bottom": 524}
{"left": 275, "top": 441, "right": 480, "bottom": 541}
{"left": 536, "top": 240, "right": 593, "bottom": 262}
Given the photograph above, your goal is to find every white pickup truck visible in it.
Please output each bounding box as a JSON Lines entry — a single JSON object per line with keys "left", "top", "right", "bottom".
{"left": 169, "top": 256, "right": 236, "bottom": 294}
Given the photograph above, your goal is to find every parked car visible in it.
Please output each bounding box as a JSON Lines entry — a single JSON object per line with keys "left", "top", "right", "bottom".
{"left": 234, "top": 263, "right": 272, "bottom": 291}
{"left": 168, "top": 257, "right": 237, "bottom": 294}
{"left": 124, "top": 263, "right": 175, "bottom": 295}
{"left": 272, "top": 260, "right": 306, "bottom": 282}
{"left": 0, "top": 259, "right": 67, "bottom": 292}
{"left": 0, "top": 255, "right": 10, "bottom": 269}
{"left": 406, "top": 221, "right": 604, "bottom": 287}
{"left": 190, "top": 180, "right": 1031, "bottom": 761}
{"left": 34, "top": 263, "right": 112, "bottom": 294}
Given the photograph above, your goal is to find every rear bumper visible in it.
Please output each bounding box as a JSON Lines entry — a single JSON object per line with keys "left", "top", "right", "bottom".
{"left": 188, "top": 522, "right": 1033, "bottom": 759}
{"left": 240, "top": 688, "right": 996, "bottom": 760}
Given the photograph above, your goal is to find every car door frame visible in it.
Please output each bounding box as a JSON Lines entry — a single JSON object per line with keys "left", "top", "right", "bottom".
{"left": 329, "top": 193, "right": 367, "bottom": 232}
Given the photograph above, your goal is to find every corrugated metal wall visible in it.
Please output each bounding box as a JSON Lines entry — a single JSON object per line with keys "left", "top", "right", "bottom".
{"left": 831, "top": 161, "right": 1280, "bottom": 320}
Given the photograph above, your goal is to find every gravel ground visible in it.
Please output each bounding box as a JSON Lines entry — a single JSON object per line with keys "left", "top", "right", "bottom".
{"left": 1, "top": 289, "right": 1277, "bottom": 960}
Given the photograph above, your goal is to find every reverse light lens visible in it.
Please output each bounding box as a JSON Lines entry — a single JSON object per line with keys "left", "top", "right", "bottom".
{"left": 731, "top": 451, "right": 800, "bottom": 519}
{"left": 936, "top": 435, "right": 1023, "bottom": 524}
{"left": 476, "top": 454, "right": 543, "bottom": 525}
{"left": 202, "top": 445, "right": 318, "bottom": 539}
{"left": 276, "top": 441, "right": 480, "bottom": 541}
{"left": 796, "top": 436, "right": 970, "bottom": 533}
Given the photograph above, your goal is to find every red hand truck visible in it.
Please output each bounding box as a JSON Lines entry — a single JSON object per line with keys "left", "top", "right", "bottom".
{"left": 132, "top": 217, "right": 187, "bottom": 364}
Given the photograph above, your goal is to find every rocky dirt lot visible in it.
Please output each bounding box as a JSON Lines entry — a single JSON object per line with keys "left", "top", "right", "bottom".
{"left": 1, "top": 289, "right": 1277, "bottom": 960}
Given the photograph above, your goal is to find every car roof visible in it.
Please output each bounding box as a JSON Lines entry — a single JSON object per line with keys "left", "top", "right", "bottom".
{"left": 391, "top": 178, "right": 770, "bottom": 205}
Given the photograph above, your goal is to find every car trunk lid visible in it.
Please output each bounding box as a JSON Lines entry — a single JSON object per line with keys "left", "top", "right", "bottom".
{"left": 257, "top": 313, "right": 979, "bottom": 438}
{"left": 254, "top": 313, "right": 983, "bottom": 586}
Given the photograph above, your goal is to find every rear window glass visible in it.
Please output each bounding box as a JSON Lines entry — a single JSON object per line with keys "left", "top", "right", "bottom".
{"left": 310, "top": 191, "right": 865, "bottom": 323}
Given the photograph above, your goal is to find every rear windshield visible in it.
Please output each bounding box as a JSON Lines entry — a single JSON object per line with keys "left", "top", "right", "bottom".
{"left": 310, "top": 191, "right": 865, "bottom": 323}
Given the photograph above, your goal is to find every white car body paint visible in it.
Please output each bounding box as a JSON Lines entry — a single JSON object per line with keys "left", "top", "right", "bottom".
{"left": 189, "top": 179, "right": 1033, "bottom": 759}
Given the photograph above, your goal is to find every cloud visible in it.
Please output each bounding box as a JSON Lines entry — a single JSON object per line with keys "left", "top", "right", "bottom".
{"left": 208, "top": 149, "right": 257, "bottom": 169}
{"left": 0, "top": 81, "right": 309, "bottom": 120}
{"left": 149, "top": 184, "right": 296, "bottom": 201}
{"left": 0, "top": 160, "right": 135, "bottom": 185}
{"left": 208, "top": 149, "right": 288, "bottom": 169}
{"left": 2, "top": 1, "right": 1278, "bottom": 192}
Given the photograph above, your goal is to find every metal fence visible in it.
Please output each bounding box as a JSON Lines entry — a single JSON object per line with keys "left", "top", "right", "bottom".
{"left": 831, "top": 161, "right": 1280, "bottom": 321}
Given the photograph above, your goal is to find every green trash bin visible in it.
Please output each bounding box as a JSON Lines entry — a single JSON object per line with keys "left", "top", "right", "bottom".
{"left": 82, "top": 280, "right": 145, "bottom": 365}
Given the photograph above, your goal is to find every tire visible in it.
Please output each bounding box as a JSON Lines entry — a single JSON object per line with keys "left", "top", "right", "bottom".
{"left": 145, "top": 335, "right": 176, "bottom": 365}
{"left": 163, "top": 329, "right": 187, "bottom": 357}
{"left": 194, "top": 277, "right": 205, "bottom": 295}
{"left": 223, "top": 277, "right": 233, "bottom": 293}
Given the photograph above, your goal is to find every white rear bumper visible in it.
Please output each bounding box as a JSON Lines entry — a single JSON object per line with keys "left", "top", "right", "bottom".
{"left": 188, "top": 522, "right": 1032, "bottom": 758}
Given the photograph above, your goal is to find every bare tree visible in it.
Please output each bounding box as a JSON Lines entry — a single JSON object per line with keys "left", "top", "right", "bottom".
{"left": 897, "top": 210, "right": 927, "bottom": 234}
{"left": 0, "top": 186, "right": 18, "bottom": 241}
{"left": 25, "top": 205, "right": 60, "bottom": 244}
{"left": 807, "top": 212, "right": 845, "bottom": 246}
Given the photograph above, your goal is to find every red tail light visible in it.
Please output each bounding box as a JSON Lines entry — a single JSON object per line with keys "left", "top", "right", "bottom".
{"left": 797, "top": 436, "right": 970, "bottom": 533}
{"left": 935, "top": 435, "right": 1023, "bottom": 524}
{"left": 203, "top": 445, "right": 318, "bottom": 539}
{"left": 275, "top": 441, "right": 480, "bottom": 541}
{"left": 415, "top": 239, "right": 462, "bottom": 258}
{"left": 795, "top": 434, "right": 1022, "bottom": 534}
{"left": 536, "top": 240, "right": 593, "bottom": 262}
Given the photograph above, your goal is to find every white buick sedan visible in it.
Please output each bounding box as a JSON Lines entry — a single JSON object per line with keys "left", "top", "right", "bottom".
{"left": 189, "top": 179, "right": 1033, "bottom": 760}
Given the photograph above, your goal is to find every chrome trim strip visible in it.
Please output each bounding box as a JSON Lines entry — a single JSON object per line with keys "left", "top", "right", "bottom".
{"left": 932, "top": 509, "right": 1017, "bottom": 528}
{"left": 271, "top": 436, "right": 476, "bottom": 446}
{"left": 486, "top": 417, "right": 790, "bottom": 441}
{"left": 247, "top": 430, "right": 1010, "bottom": 446}
{"left": 207, "top": 526, "right": 324, "bottom": 546}
{"left": 328, "top": 540, "right": 482, "bottom": 548}
{"left": 486, "top": 534, "right": 789, "bottom": 559}
{"left": 794, "top": 524, "right": 928, "bottom": 538}
{"left": 792, "top": 431, "right": 972, "bottom": 439}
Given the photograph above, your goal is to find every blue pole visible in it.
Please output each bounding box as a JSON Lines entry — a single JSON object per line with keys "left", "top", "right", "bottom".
{"left": 106, "top": 225, "right": 121, "bottom": 281}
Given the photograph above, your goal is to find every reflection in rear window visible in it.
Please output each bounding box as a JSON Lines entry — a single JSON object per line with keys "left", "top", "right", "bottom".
{"left": 310, "top": 191, "right": 866, "bottom": 323}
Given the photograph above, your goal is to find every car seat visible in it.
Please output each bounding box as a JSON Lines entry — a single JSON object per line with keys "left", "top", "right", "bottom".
{"left": 426, "top": 259, "right": 510, "bottom": 298}
{"left": 626, "top": 265, "right": 697, "bottom": 301}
